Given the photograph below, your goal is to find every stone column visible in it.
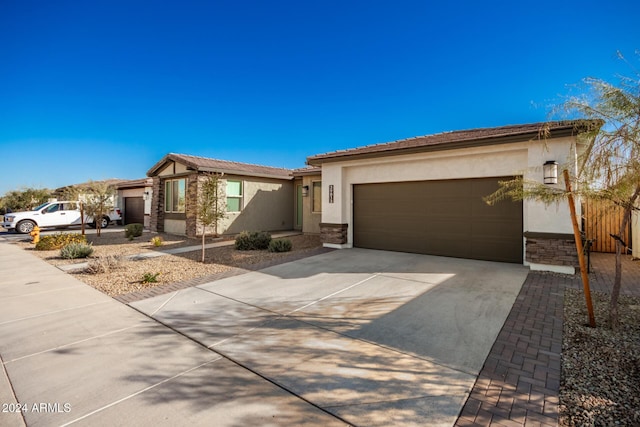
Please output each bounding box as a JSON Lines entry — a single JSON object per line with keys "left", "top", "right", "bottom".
{"left": 149, "top": 176, "right": 164, "bottom": 233}
{"left": 320, "top": 223, "right": 348, "bottom": 245}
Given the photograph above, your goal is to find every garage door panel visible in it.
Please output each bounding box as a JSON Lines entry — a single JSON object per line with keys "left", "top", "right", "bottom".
{"left": 425, "top": 237, "right": 472, "bottom": 258}
{"left": 426, "top": 219, "right": 471, "bottom": 236}
{"left": 471, "top": 239, "right": 523, "bottom": 263}
{"left": 427, "top": 200, "right": 470, "bottom": 217}
{"left": 357, "top": 214, "right": 425, "bottom": 230}
{"left": 353, "top": 178, "right": 522, "bottom": 263}
{"left": 357, "top": 231, "right": 423, "bottom": 253}
{"left": 472, "top": 219, "right": 521, "bottom": 236}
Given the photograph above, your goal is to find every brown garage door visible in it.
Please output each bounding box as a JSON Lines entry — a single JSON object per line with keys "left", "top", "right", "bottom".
{"left": 124, "top": 197, "right": 145, "bottom": 225}
{"left": 353, "top": 177, "right": 523, "bottom": 263}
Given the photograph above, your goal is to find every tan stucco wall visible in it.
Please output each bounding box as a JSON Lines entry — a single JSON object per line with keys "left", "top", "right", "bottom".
{"left": 319, "top": 136, "right": 580, "bottom": 269}
{"left": 196, "top": 175, "right": 294, "bottom": 236}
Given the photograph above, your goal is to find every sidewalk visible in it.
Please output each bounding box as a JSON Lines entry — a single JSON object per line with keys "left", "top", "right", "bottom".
{"left": 0, "top": 241, "right": 346, "bottom": 426}
{"left": 455, "top": 252, "right": 640, "bottom": 426}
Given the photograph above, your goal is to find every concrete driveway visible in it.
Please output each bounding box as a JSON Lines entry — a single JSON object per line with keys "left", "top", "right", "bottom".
{"left": 0, "top": 242, "right": 344, "bottom": 427}
{"left": 131, "top": 249, "right": 529, "bottom": 426}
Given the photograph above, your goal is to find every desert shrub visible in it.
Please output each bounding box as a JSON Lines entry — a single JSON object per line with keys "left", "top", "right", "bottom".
{"left": 60, "top": 243, "right": 94, "bottom": 259}
{"left": 235, "top": 231, "right": 272, "bottom": 250}
{"left": 140, "top": 272, "right": 161, "bottom": 283}
{"left": 252, "top": 231, "right": 272, "bottom": 249}
{"left": 124, "top": 223, "right": 143, "bottom": 238}
{"left": 234, "top": 231, "right": 253, "bottom": 250}
{"left": 150, "top": 236, "right": 163, "bottom": 247}
{"left": 35, "top": 233, "right": 86, "bottom": 251}
{"left": 85, "top": 255, "right": 123, "bottom": 274}
{"left": 268, "top": 238, "right": 292, "bottom": 253}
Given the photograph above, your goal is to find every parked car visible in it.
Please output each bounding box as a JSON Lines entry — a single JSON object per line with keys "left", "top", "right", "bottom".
{"left": 2, "top": 201, "right": 122, "bottom": 233}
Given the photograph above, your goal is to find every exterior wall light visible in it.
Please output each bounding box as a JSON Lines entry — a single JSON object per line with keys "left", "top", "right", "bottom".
{"left": 302, "top": 185, "right": 309, "bottom": 197}
{"left": 543, "top": 161, "right": 558, "bottom": 185}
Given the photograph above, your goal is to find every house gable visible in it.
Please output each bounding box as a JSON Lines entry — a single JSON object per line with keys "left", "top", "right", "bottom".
{"left": 147, "top": 153, "right": 293, "bottom": 180}
{"left": 155, "top": 161, "right": 190, "bottom": 177}
{"left": 147, "top": 153, "right": 295, "bottom": 237}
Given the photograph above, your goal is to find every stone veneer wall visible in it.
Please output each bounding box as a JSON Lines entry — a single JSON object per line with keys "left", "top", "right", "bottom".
{"left": 320, "top": 223, "right": 348, "bottom": 245}
{"left": 524, "top": 232, "right": 579, "bottom": 268}
{"left": 185, "top": 173, "right": 199, "bottom": 238}
{"left": 149, "top": 176, "right": 164, "bottom": 233}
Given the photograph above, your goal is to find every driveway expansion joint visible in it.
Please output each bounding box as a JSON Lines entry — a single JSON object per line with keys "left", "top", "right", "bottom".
{"left": 58, "top": 358, "right": 222, "bottom": 427}
{"left": 0, "top": 301, "right": 110, "bottom": 326}
{"left": 126, "top": 303, "right": 354, "bottom": 426}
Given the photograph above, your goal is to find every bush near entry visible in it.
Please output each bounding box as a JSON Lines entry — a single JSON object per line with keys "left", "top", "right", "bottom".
{"left": 235, "top": 231, "right": 272, "bottom": 250}
{"left": 268, "top": 239, "right": 292, "bottom": 252}
{"left": 124, "top": 223, "right": 144, "bottom": 239}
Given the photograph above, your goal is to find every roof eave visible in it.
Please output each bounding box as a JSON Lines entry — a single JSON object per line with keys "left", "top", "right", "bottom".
{"left": 307, "top": 126, "right": 580, "bottom": 166}
{"left": 292, "top": 168, "right": 322, "bottom": 177}
{"left": 197, "top": 166, "right": 293, "bottom": 180}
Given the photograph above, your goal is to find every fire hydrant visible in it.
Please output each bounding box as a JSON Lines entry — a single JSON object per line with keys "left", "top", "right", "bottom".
{"left": 30, "top": 226, "right": 40, "bottom": 244}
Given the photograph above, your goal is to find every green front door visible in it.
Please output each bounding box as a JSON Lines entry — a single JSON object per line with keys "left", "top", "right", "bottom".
{"left": 296, "top": 185, "right": 303, "bottom": 229}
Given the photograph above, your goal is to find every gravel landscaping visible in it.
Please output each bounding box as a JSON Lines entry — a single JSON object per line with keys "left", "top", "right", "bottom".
{"left": 14, "top": 231, "right": 322, "bottom": 296}
{"left": 560, "top": 288, "right": 640, "bottom": 426}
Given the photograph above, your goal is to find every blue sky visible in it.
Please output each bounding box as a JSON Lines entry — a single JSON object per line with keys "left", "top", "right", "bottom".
{"left": 1, "top": 0, "right": 638, "bottom": 195}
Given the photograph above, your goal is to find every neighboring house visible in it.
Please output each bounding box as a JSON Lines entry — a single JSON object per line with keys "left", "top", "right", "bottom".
{"left": 115, "top": 178, "right": 153, "bottom": 228}
{"left": 147, "top": 153, "right": 294, "bottom": 237}
{"left": 306, "top": 121, "right": 598, "bottom": 274}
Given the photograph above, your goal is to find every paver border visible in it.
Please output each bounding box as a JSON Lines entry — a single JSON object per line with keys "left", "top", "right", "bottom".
{"left": 455, "top": 252, "right": 640, "bottom": 426}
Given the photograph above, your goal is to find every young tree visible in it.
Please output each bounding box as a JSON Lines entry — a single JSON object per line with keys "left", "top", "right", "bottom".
{"left": 83, "top": 181, "right": 115, "bottom": 237}
{"left": 561, "top": 53, "right": 640, "bottom": 328}
{"left": 196, "top": 173, "right": 227, "bottom": 263}
{"left": 60, "top": 185, "right": 87, "bottom": 235}
{"left": 487, "top": 52, "right": 640, "bottom": 329}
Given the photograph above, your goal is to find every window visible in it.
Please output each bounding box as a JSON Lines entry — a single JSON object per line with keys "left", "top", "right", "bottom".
{"left": 44, "top": 203, "right": 60, "bottom": 213}
{"left": 164, "top": 178, "right": 186, "bottom": 213}
{"left": 60, "top": 202, "right": 78, "bottom": 210}
{"left": 312, "top": 181, "right": 322, "bottom": 213}
{"left": 226, "top": 180, "right": 243, "bottom": 212}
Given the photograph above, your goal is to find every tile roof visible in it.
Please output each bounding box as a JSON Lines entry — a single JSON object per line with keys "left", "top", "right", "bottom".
{"left": 307, "top": 120, "right": 598, "bottom": 165}
{"left": 115, "top": 178, "right": 153, "bottom": 189}
{"left": 147, "top": 153, "right": 293, "bottom": 179}
{"left": 292, "top": 166, "right": 322, "bottom": 176}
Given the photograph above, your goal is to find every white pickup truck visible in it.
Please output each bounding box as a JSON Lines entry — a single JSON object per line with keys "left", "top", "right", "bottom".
{"left": 2, "top": 201, "right": 122, "bottom": 234}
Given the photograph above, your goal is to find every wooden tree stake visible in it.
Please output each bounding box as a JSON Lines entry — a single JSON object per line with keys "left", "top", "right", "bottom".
{"left": 563, "top": 169, "right": 596, "bottom": 327}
